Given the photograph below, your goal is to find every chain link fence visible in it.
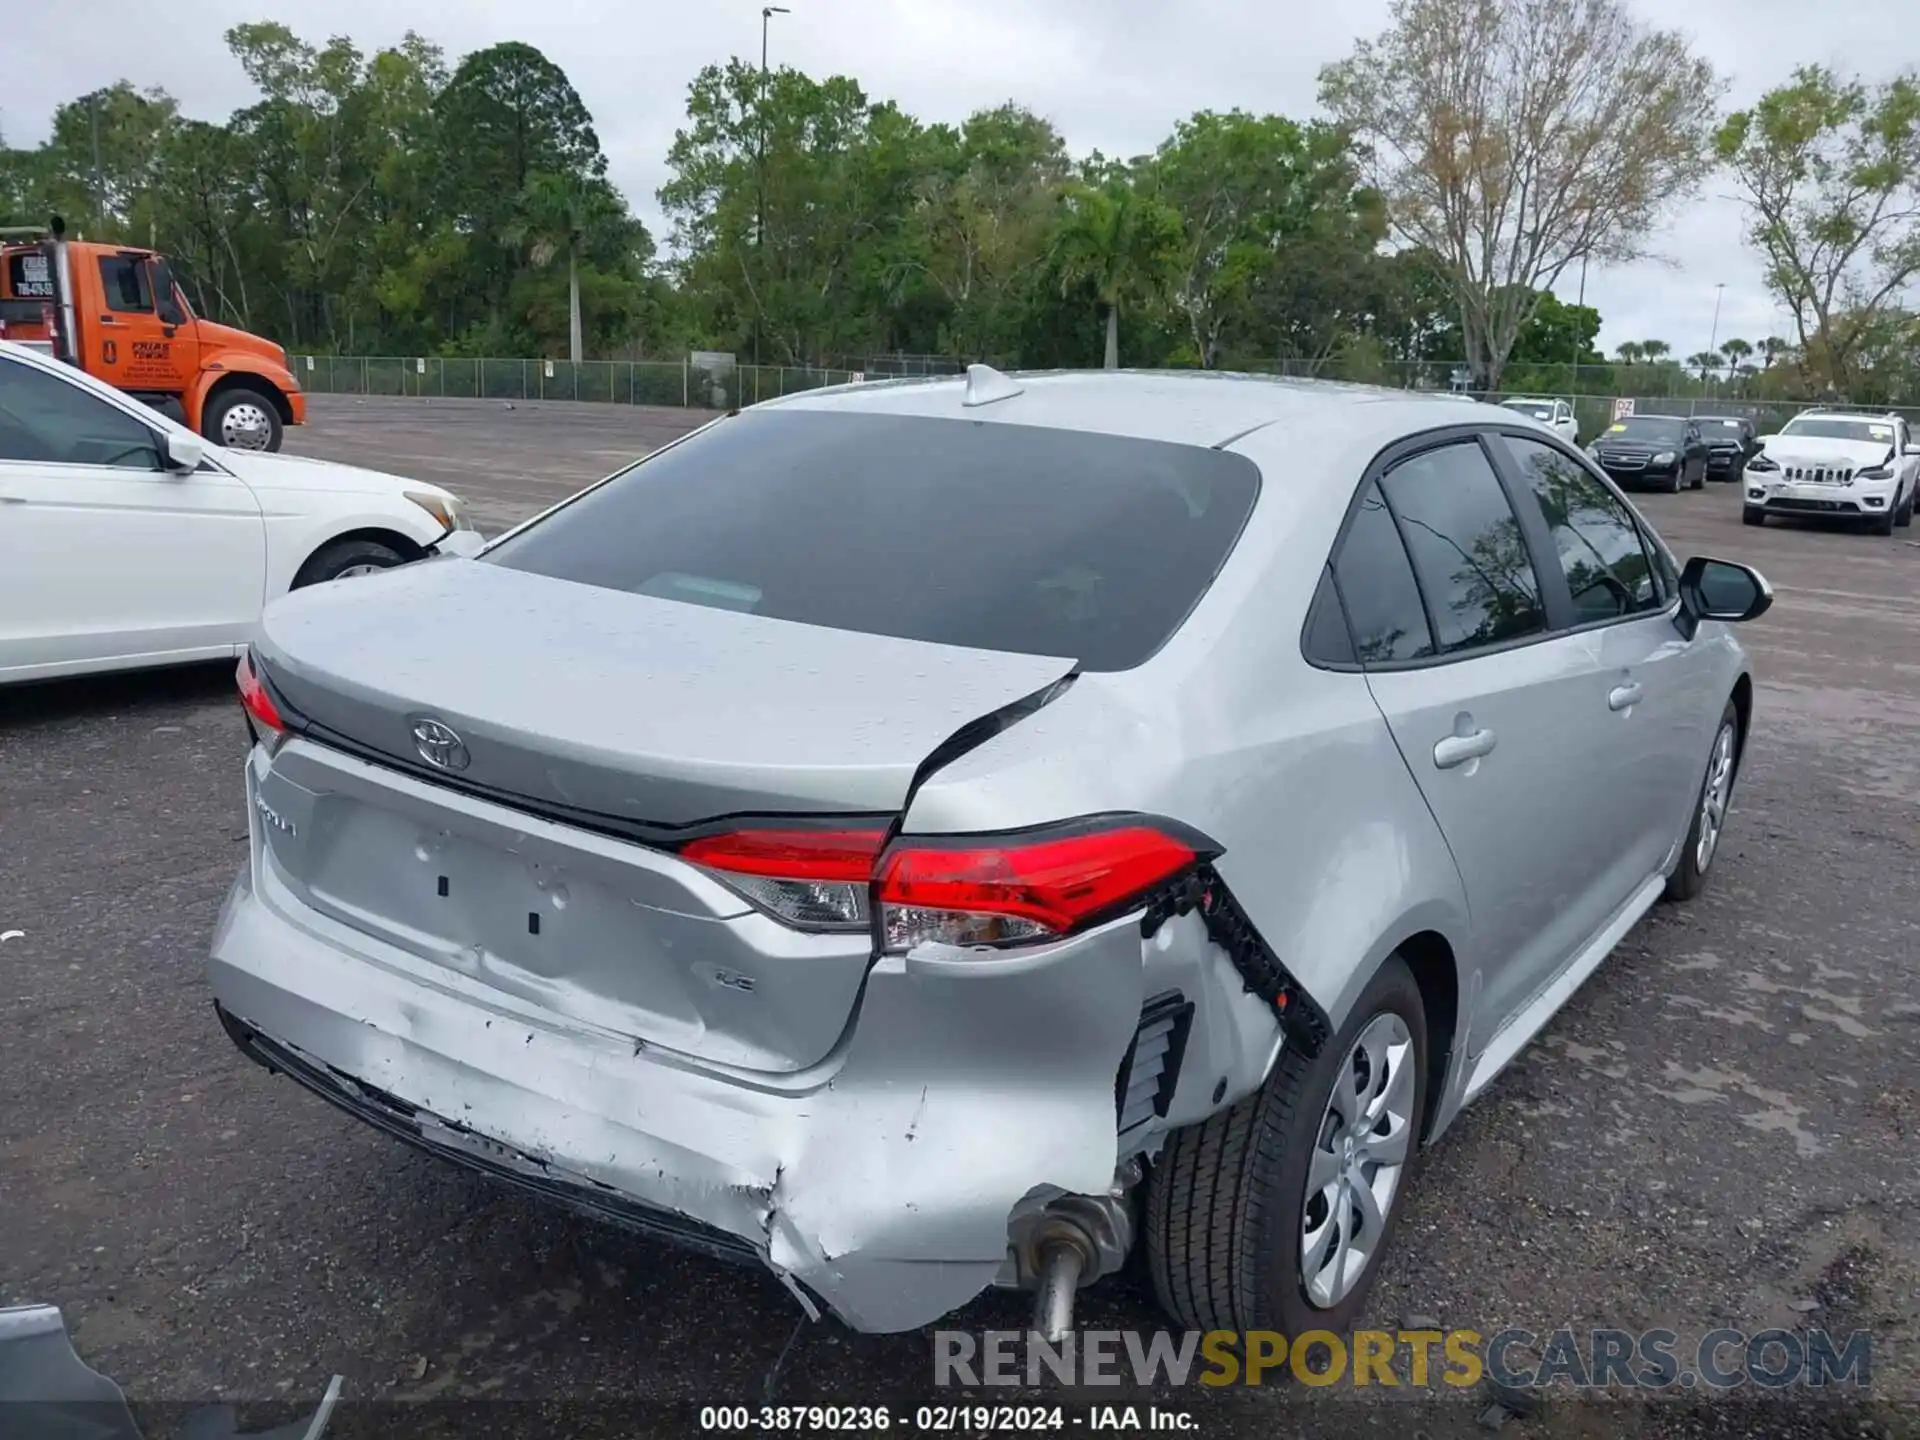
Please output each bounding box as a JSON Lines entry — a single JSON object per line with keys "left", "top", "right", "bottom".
{"left": 287, "top": 353, "right": 1917, "bottom": 445}
{"left": 288, "top": 355, "right": 859, "bottom": 409}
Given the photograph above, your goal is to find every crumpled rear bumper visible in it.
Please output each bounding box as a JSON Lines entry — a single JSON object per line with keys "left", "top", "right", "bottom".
{"left": 207, "top": 859, "right": 1151, "bottom": 1333}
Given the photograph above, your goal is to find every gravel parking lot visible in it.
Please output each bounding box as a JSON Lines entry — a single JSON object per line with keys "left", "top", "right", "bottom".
{"left": 3, "top": 395, "right": 1917, "bottom": 1438}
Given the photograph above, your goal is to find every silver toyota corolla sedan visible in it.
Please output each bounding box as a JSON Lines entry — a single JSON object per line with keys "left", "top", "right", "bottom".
{"left": 208, "top": 367, "right": 1771, "bottom": 1338}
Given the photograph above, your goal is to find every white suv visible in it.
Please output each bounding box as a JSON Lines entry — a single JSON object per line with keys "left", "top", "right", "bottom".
{"left": 1744, "top": 410, "right": 1920, "bottom": 534}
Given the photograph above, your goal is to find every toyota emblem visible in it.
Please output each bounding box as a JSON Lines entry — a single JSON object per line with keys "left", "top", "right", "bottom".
{"left": 411, "top": 717, "right": 470, "bottom": 772}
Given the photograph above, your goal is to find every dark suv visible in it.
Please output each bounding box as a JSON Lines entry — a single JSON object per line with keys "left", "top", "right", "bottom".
{"left": 1699, "top": 417, "right": 1759, "bottom": 481}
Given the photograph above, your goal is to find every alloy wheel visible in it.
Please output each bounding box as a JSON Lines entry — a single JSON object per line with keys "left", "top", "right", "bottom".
{"left": 1300, "top": 1012, "right": 1416, "bottom": 1309}
{"left": 1696, "top": 721, "right": 1737, "bottom": 874}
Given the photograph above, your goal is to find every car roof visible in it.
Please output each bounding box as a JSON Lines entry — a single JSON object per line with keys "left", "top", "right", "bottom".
{"left": 761, "top": 367, "right": 1515, "bottom": 453}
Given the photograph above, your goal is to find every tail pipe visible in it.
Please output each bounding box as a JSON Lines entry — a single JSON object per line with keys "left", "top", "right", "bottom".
{"left": 1031, "top": 1236, "right": 1089, "bottom": 1344}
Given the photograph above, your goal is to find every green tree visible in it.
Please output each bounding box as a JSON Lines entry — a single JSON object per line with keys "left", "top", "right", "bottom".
{"left": 1615, "top": 341, "right": 1645, "bottom": 366}
{"left": 1147, "top": 111, "right": 1381, "bottom": 369}
{"left": 1050, "top": 174, "right": 1182, "bottom": 369}
{"left": 1716, "top": 66, "right": 1920, "bottom": 395}
{"left": 1322, "top": 0, "right": 1720, "bottom": 390}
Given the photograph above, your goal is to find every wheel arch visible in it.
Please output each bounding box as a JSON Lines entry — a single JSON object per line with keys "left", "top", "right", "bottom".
{"left": 1395, "top": 930, "right": 1460, "bottom": 1143}
{"left": 292, "top": 526, "right": 428, "bottom": 586}
{"left": 197, "top": 368, "right": 295, "bottom": 425}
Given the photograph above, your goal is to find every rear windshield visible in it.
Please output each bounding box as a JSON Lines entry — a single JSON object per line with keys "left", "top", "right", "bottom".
{"left": 485, "top": 409, "right": 1262, "bottom": 672}
{"left": 1609, "top": 417, "right": 1686, "bottom": 439}
{"left": 1706, "top": 419, "right": 1746, "bottom": 431}
{"left": 1502, "top": 401, "right": 1552, "bottom": 419}
{"left": 1782, "top": 417, "right": 1894, "bottom": 445}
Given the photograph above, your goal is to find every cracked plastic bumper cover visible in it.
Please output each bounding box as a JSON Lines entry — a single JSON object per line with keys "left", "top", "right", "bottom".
{"left": 208, "top": 861, "right": 1148, "bottom": 1333}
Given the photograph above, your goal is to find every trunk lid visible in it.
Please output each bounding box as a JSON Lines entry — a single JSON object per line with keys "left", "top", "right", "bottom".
{"left": 248, "top": 558, "right": 1076, "bottom": 1073}
{"left": 257, "top": 557, "right": 1077, "bottom": 829}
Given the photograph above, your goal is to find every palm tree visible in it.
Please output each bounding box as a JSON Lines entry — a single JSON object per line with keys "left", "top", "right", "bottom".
{"left": 1640, "top": 339, "right": 1672, "bottom": 364}
{"left": 1052, "top": 177, "right": 1182, "bottom": 369}
{"left": 1759, "top": 336, "right": 1790, "bottom": 370}
{"left": 1615, "top": 341, "right": 1644, "bottom": 367}
{"left": 1687, "top": 351, "right": 1721, "bottom": 383}
{"left": 1720, "top": 338, "right": 1753, "bottom": 369}
{"left": 506, "top": 171, "right": 618, "bottom": 365}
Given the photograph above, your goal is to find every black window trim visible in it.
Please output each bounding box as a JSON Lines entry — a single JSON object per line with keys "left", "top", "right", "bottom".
{"left": 1300, "top": 422, "right": 1682, "bottom": 675}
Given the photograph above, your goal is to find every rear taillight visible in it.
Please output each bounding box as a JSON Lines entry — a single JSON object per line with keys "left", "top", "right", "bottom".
{"left": 236, "top": 650, "right": 288, "bottom": 753}
{"left": 679, "top": 828, "right": 886, "bottom": 931}
{"left": 682, "top": 818, "right": 1212, "bottom": 952}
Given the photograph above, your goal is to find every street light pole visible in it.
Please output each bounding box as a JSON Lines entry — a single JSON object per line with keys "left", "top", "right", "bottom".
{"left": 1708, "top": 282, "right": 1725, "bottom": 353}
{"left": 755, "top": 5, "right": 789, "bottom": 369}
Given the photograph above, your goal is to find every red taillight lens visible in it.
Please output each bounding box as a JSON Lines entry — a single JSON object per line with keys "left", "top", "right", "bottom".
{"left": 236, "top": 650, "right": 287, "bottom": 750}
{"left": 877, "top": 825, "right": 1200, "bottom": 952}
{"left": 681, "top": 819, "right": 1210, "bottom": 951}
{"left": 680, "top": 828, "right": 886, "bottom": 931}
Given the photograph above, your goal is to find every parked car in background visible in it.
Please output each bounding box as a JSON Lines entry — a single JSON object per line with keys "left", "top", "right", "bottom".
{"left": 0, "top": 341, "right": 485, "bottom": 684}
{"left": 1587, "top": 414, "right": 1709, "bottom": 493}
{"left": 1744, "top": 410, "right": 1918, "bottom": 535}
{"left": 1499, "top": 396, "right": 1579, "bottom": 444}
{"left": 1699, "top": 416, "right": 1758, "bottom": 482}
{"left": 209, "top": 367, "right": 1771, "bottom": 1341}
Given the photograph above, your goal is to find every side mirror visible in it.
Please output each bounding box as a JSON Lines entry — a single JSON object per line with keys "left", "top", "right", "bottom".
{"left": 1905, "top": 443, "right": 1920, "bottom": 458}
{"left": 1677, "top": 556, "right": 1772, "bottom": 638}
{"left": 161, "top": 432, "right": 206, "bottom": 472}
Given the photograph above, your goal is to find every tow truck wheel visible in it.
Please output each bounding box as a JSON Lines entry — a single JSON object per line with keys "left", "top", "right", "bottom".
{"left": 204, "top": 387, "right": 284, "bottom": 452}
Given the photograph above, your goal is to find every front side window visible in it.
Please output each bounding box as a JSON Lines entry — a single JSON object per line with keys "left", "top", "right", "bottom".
{"left": 1378, "top": 441, "right": 1545, "bottom": 655}
{"left": 0, "top": 356, "right": 163, "bottom": 469}
{"left": 1502, "top": 436, "right": 1660, "bottom": 623}
{"left": 97, "top": 256, "right": 154, "bottom": 314}
{"left": 1331, "top": 481, "right": 1435, "bottom": 663}
{"left": 485, "top": 410, "right": 1262, "bottom": 673}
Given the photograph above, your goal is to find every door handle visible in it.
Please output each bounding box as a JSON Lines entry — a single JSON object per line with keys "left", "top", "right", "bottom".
{"left": 1433, "top": 728, "right": 1497, "bottom": 769}
{"left": 1608, "top": 682, "right": 1644, "bottom": 712}
{"left": 0, "top": 495, "right": 23, "bottom": 505}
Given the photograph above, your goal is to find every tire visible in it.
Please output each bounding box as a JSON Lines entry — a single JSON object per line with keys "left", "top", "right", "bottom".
{"left": 1742, "top": 507, "right": 1765, "bottom": 527}
{"left": 1896, "top": 488, "right": 1913, "bottom": 529}
{"left": 1667, "top": 468, "right": 1683, "bottom": 495}
{"left": 1146, "top": 956, "right": 1429, "bottom": 1336}
{"left": 203, "top": 386, "right": 284, "bottom": 452}
{"left": 1871, "top": 505, "right": 1896, "bottom": 536}
{"left": 291, "top": 536, "right": 409, "bottom": 589}
{"left": 1664, "top": 701, "right": 1740, "bottom": 904}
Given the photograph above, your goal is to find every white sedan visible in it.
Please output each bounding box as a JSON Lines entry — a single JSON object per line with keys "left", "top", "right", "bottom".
{"left": 0, "top": 340, "right": 485, "bottom": 684}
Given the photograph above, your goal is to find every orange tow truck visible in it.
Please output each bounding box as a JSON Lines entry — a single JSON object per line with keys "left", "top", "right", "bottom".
{"left": 0, "top": 216, "right": 306, "bottom": 451}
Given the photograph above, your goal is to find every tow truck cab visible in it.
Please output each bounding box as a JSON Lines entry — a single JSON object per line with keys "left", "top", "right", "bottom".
{"left": 0, "top": 220, "right": 305, "bottom": 452}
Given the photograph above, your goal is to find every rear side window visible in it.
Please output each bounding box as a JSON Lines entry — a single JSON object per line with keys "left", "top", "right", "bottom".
{"left": 1379, "top": 441, "right": 1545, "bottom": 655}
{"left": 1331, "top": 481, "right": 1434, "bottom": 663}
{"left": 98, "top": 256, "right": 153, "bottom": 314}
{"left": 485, "top": 410, "right": 1262, "bottom": 672}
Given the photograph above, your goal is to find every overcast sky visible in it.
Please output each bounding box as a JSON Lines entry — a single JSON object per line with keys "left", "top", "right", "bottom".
{"left": 4, "top": 0, "right": 1908, "bottom": 357}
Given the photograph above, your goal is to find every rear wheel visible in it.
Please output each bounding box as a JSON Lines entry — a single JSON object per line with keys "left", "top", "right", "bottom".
{"left": 292, "top": 536, "right": 409, "bottom": 589}
{"left": 1146, "top": 957, "right": 1428, "bottom": 1335}
{"left": 204, "top": 386, "right": 283, "bottom": 452}
{"left": 1664, "top": 701, "right": 1740, "bottom": 903}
